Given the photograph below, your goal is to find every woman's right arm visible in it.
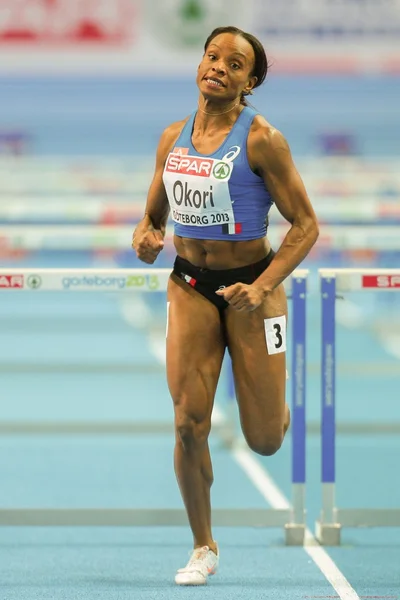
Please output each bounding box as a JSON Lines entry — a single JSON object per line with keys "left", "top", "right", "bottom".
{"left": 132, "top": 121, "right": 185, "bottom": 264}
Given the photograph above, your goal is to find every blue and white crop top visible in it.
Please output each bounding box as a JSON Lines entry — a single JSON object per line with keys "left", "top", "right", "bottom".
{"left": 162, "top": 106, "right": 273, "bottom": 241}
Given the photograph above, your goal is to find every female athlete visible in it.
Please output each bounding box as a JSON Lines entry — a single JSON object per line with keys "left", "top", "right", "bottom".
{"left": 132, "top": 25, "right": 319, "bottom": 586}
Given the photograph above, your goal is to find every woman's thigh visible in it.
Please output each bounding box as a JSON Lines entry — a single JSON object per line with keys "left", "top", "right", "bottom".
{"left": 224, "top": 283, "right": 288, "bottom": 454}
{"left": 167, "top": 274, "right": 226, "bottom": 426}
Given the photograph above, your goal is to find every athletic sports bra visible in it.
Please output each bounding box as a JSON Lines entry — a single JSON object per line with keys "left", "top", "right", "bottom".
{"left": 162, "top": 106, "right": 274, "bottom": 241}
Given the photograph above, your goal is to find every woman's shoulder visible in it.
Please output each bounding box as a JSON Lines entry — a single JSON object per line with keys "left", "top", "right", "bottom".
{"left": 155, "top": 115, "right": 192, "bottom": 161}
{"left": 248, "top": 113, "right": 287, "bottom": 153}
{"left": 249, "top": 113, "right": 277, "bottom": 139}
{"left": 161, "top": 116, "right": 192, "bottom": 146}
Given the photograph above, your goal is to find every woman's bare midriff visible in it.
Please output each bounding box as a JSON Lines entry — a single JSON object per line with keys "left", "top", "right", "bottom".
{"left": 173, "top": 235, "right": 271, "bottom": 270}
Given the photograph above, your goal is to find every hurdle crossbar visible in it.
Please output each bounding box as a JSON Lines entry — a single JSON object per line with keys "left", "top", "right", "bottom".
{"left": 0, "top": 267, "right": 308, "bottom": 544}
{"left": 315, "top": 268, "right": 400, "bottom": 546}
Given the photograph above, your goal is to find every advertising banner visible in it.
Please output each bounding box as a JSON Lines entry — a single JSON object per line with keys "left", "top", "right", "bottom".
{"left": 0, "top": 0, "right": 399, "bottom": 74}
{"left": 251, "top": 0, "right": 400, "bottom": 73}
{"left": 0, "top": 0, "right": 136, "bottom": 45}
{"left": 0, "top": 268, "right": 168, "bottom": 291}
{"left": 0, "top": 0, "right": 248, "bottom": 74}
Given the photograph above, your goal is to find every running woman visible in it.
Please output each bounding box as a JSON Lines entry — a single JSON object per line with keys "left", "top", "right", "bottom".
{"left": 132, "top": 25, "right": 319, "bottom": 586}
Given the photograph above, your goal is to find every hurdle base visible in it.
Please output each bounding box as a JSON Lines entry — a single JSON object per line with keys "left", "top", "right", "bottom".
{"left": 284, "top": 523, "right": 305, "bottom": 546}
{"left": 315, "top": 520, "right": 341, "bottom": 546}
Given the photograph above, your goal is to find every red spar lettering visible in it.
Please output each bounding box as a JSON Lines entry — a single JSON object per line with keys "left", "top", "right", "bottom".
{"left": 362, "top": 275, "right": 400, "bottom": 288}
{"left": 0, "top": 275, "right": 24, "bottom": 288}
{"left": 166, "top": 154, "right": 213, "bottom": 177}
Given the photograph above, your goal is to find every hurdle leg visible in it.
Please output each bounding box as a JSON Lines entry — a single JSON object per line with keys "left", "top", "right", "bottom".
{"left": 285, "top": 275, "right": 307, "bottom": 546}
{"left": 315, "top": 275, "right": 341, "bottom": 545}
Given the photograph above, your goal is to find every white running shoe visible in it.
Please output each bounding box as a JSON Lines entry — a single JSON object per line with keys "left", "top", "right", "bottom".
{"left": 175, "top": 544, "right": 219, "bottom": 586}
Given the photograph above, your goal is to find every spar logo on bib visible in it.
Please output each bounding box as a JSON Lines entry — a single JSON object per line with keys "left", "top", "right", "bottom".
{"left": 166, "top": 155, "right": 210, "bottom": 178}
{"left": 165, "top": 154, "right": 233, "bottom": 180}
{"left": 213, "top": 162, "right": 232, "bottom": 180}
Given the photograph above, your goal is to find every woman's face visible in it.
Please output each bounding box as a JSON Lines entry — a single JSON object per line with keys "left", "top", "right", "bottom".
{"left": 197, "top": 33, "right": 257, "bottom": 103}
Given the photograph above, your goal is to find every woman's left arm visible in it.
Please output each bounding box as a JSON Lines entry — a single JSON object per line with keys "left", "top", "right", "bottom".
{"left": 250, "top": 124, "right": 319, "bottom": 293}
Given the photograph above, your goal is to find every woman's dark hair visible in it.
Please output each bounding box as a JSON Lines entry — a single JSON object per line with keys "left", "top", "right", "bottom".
{"left": 203, "top": 26, "right": 269, "bottom": 105}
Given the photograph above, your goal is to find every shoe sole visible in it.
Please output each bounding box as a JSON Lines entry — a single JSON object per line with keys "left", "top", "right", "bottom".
{"left": 175, "top": 567, "right": 217, "bottom": 586}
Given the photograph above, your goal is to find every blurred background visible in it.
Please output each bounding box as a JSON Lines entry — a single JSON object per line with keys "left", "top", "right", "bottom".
{"left": 1, "top": 0, "right": 400, "bottom": 540}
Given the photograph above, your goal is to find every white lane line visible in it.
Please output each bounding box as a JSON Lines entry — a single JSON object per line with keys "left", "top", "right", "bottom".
{"left": 231, "top": 443, "right": 360, "bottom": 600}
{"left": 230, "top": 441, "right": 291, "bottom": 510}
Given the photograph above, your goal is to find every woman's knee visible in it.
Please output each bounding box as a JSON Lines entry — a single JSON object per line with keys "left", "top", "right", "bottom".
{"left": 245, "top": 432, "right": 284, "bottom": 456}
{"left": 175, "top": 410, "right": 211, "bottom": 452}
{"left": 244, "top": 413, "right": 289, "bottom": 456}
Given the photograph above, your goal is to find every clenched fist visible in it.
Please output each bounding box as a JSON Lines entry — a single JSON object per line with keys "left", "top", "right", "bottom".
{"left": 215, "top": 282, "right": 265, "bottom": 312}
{"left": 132, "top": 227, "right": 164, "bottom": 264}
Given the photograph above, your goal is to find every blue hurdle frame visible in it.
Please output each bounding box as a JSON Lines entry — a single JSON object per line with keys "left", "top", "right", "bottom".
{"left": 316, "top": 268, "right": 400, "bottom": 545}
{"left": 290, "top": 274, "right": 307, "bottom": 535}
{"left": 315, "top": 273, "right": 340, "bottom": 545}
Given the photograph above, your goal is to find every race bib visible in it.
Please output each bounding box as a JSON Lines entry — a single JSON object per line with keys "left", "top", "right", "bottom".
{"left": 162, "top": 153, "right": 235, "bottom": 227}
{"left": 264, "top": 315, "right": 287, "bottom": 355}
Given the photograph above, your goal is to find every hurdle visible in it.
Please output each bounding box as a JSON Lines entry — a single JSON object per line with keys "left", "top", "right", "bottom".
{"left": 315, "top": 268, "right": 400, "bottom": 545}
{"left": 0, "top": 267, "right": 308, "bottom": 545}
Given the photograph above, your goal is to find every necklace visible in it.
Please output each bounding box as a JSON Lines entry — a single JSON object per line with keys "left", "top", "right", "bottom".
{"left": 197, "top": 101, "right": 240, "bottom": 116}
